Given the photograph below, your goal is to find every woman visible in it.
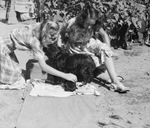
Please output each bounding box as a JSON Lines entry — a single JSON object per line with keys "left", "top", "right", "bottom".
{"left": 0, "top": 20, "right": 77, "bottom": 86}
{"left": 59, "top": 5, "right": 130, "bottom": 92}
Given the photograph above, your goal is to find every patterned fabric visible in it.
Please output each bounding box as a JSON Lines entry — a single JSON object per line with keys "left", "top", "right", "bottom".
{"left": 0, "top": 24, "right": 45, "bottom": 84}
{"left": 10, "top": 24, "right": 45, "bottom": 59}
{"left": 86, "top": 38, "right": 113, "bottom": 64}
{"left": 0, "top": 36, "right": 21, "bottom": 84}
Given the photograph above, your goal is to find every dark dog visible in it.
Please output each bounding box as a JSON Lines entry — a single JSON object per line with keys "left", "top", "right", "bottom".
{"left": 44, "top": 44, "right": 106, "bottom": 91}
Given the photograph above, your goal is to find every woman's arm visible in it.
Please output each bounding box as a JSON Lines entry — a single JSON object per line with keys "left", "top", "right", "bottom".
{"left": 30, "top": 36, "right": 77, "bottom": 83}
{"left": 37, "top": 54, "right": 77, "bottom": 83}
{"left": 67, "top": 17, "right": 76, "bottom": 28}
{"left": 99, "top": 28, "right": 111, "bottom": 47}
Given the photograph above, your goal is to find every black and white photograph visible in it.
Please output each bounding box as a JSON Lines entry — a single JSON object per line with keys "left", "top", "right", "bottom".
{"left": 0, "top": 0, "right": 150, "bottom": 128}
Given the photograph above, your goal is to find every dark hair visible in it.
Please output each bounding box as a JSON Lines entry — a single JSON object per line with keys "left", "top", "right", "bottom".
{"left": 93, "top": 19, "right": 103, "bottom": 32}
{"left": 75, "top": 5, "right": 99, "bottom": 28}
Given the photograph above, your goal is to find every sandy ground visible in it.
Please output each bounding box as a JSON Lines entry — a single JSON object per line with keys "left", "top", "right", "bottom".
{"left": 0, "top": 7, "right": 150, "bottom": 128}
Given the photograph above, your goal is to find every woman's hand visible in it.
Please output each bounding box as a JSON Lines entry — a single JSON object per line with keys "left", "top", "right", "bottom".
{"left": 64, "top": 73, "right": 77, "bottom": 83}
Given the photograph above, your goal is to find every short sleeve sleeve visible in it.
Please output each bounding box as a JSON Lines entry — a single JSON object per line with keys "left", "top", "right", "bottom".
{"left": 30, "top": 37, "right": 45, "bottom": 60}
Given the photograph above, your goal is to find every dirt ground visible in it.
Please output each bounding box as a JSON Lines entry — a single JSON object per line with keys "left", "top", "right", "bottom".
{"left": 0, "top": 6, "right": 150, "bottom": 128}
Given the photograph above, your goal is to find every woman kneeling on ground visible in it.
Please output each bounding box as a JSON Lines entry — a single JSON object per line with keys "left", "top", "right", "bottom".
{"left": 0, "top": 20, "right": 77, "bottom": 86}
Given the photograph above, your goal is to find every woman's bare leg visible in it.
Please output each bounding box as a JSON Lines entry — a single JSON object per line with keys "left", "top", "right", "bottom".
{"left": 104, "top": 55, "right": 130, "bottom": 91}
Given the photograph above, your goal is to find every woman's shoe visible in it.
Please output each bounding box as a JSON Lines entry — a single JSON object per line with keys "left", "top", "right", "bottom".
{"left": 145, "top": 41, "right": 150, "bottom": 47}
{"left": 107, "top": 75, "right": 124, "bottom": 84}
{"left": 117, "top": 75, "right": 124, "bottom": 82}
{"left": 110, "top": 83, "right": 130, "bottom": 93}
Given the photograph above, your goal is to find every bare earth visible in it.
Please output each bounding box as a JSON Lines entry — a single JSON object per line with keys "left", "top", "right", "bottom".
{"left": 0, "top": 8, "right": 150, "bottom": 128}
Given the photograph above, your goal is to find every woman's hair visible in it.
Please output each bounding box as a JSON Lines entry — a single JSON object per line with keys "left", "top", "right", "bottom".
{"left": 33, "top": 20, "right": 60, "bottom": 48}
{"left": 93, "top": 19, "right": 104, "bottom": 32}
{"left": 75, "top": 5, "right": 100, "bottom": 28}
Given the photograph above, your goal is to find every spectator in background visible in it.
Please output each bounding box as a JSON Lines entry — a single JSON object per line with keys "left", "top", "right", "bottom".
{"left": 145, "top": 23, "right": 150, "bottom": 46}
{"left": 35, "top": 0, "right": 43, "bottom": 22}
{"left": 0, "top": 0, "right": 2, "bottom": 7}
{"left": 28, "top": 0, "right": 35, "bottom": 18}
{"left": 136, "top": 13, "right": 147, "bottom": 45}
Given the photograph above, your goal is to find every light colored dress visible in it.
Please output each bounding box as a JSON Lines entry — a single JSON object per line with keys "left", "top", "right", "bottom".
{"left": 0, "top": 24, "right": 45, "bottom": 84}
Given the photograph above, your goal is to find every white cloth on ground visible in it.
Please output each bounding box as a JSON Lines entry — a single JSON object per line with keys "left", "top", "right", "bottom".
{"left": 29, "top": 79, "right": 100, "bottom": 97}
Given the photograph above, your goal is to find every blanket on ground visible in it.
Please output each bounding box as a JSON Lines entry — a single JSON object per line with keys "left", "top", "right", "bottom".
{"left": 16, "top": 81, "right": 101, "bottom": 128}
{"left": 16, "top": 94, "right": 100, "bottom": 128}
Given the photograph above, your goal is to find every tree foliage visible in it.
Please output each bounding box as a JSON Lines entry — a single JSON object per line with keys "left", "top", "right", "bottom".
{"left": 40, "top": 0, "right": 148, "bottom": 27}
{"left": 43, "top": 0, "right": 103, "bottom": 19}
